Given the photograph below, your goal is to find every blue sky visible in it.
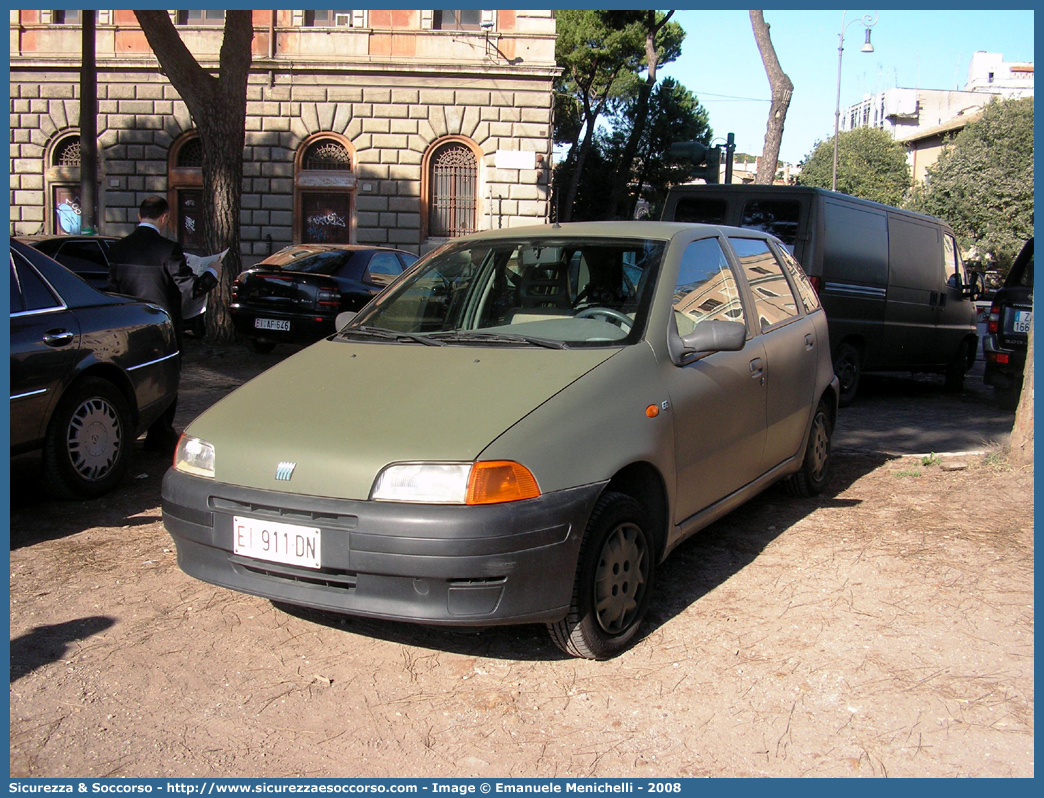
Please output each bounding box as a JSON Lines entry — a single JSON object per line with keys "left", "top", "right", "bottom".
{"left": 657, "top": 8, "right": 1035, "bottom": 164}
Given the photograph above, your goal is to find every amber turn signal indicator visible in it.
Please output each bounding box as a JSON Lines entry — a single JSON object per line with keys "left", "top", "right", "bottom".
{"left": 646, "top": 404, "right": 659, "bottom": 418}
{"left": 466, "top": 461, "right": 540, "bottom": 505}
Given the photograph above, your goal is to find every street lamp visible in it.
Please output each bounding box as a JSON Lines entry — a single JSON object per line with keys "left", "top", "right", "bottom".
{"left": 833, "top": 10, "right": 878, "bottom": 191}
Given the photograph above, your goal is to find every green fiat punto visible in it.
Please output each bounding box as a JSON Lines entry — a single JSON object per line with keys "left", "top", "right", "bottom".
{"left": 163, "top": 222, "right": 838, "bottom": 659}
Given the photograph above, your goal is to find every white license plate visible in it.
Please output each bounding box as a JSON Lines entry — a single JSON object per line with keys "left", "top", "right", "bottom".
{"left": 1011, "top": 310, "right": 1032, "bottom": 334}
{"left": 233, "top": 516, "right": 321, "bottom": 569}
{"left": 255, "top": 318, "right": 290, "bottom": 332}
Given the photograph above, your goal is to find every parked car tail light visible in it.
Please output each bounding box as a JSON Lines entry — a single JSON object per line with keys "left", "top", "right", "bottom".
{"left": 987, "top": 301, "right": 1001, "bottom": 334}
{"left": 465, "top": 461, "right": 540, "bottom": 505}
{"left": 317, "top": 289, "right": 340, "bottom": 308}
{"left": 807, "top": 275, "right": 822, "bottom": 295}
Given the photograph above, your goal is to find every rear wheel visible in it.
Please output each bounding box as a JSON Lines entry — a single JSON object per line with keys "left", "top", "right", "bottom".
{"left": 834, "top": 343, "right": 862, "bottom": 407}
{"left": 250, "top": 338, "right": 277, "bottom": 354}
{"left": 944, "top": 338, "right": 971, "bottom": 391}
{"left": 43, "top": 377, "right": 132, "bottom": 499}
{"left": 785, "top": 399, "right": 833, "bottom": 498}
{"left": 548, "top": 492, "right": 655, "bottom": 660}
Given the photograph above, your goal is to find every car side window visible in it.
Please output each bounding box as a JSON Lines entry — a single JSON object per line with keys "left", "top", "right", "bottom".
{"left": 673, "top": 238, "right": 745, "bottom": 336}
{"left": 728, "top": 237, "right": 800, "bottom": 332}
{"left": 776, "top": 245, "right": 820, "bottom": 313}
{"left": 366, "top": 252, "right": 404, "bottom": 287}
{"left": 10, "top": 259, "right": 24, "bottom": 314}
{"left": 943, "top": 233, "right": 968, "bottom": 288}
{"left": 58, "top": 240, "right": 108, "bottom": 267}
{"left": 12, "top": 253, "right": 62, "bottom": 313}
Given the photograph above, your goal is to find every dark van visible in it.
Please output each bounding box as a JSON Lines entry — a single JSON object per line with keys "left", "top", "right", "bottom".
{"left": 662, "top": 185, "right": 982, "bottom": 404}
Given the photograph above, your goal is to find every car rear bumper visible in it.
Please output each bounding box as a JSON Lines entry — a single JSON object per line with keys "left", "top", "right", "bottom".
{"left": 162, "top": 468, "right": 605, "bottom": 625}
{"left": 230, "top": 308, "right": 336, "bottom": 343}
{"left": 982, "top": 334, "right": 1026, "bottom": 388}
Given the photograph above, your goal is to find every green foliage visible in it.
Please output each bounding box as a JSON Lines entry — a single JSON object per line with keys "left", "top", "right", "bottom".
{"left": 910, "top": 97, "right": 1034, "bottom": 272}
{"left": 797, "top": 127, "right": 911, "bottom": 206}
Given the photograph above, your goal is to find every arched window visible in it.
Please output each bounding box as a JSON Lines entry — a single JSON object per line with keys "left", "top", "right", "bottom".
{"left": 47, "top": 133, "right": 82, "bottom": 235}
{"left": 428, "top": 142, "right": 478, "bottom": 238}
{"left": 295, "top": 135, "right": 356, "bottom": 245}
{"left": 168, "top": 132, "right": 205, "bottom": 253}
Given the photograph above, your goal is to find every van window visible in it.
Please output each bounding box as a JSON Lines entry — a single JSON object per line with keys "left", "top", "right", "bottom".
{"left": 673, "top": 238, "right": 745, "bottom": 335}
{"left": 741, "top": 200, "right": 801, "bottom": 250}
{"left": 943, "top": 234, "right": 967, "bottom": 288}
{"left": 729, "top": 238, "right": 799, "bottom": 332}
{"left": 673, "top": 198, "right": 727, "bottom": 225}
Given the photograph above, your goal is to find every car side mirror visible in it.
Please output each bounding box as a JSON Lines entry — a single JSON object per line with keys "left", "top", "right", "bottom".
{"left": 962, "top": 271, "right": 986, "bottom": 302}
{"left": 668, "top": 319, "right": 746, "bottom": 366}
{"left": 335, "top": 311, "right": 357, "bottom": 330}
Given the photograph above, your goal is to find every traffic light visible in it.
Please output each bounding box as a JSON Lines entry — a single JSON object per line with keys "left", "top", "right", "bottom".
{"left": 669, "top": 140, "right": 721, "bottom": 184}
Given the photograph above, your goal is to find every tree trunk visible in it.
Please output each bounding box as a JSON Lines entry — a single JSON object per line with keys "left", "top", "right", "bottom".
{"left": 750, "top": 11, "right": 793, "bottom": 185}
{"left": 1009, "top": 322, "right": 1034, "bottom": 464}
{"left": 609, "top": 11, "right": 673, "bottom": 219}
{"left": 134, "top": 10, "right": 253, "bottom": 343}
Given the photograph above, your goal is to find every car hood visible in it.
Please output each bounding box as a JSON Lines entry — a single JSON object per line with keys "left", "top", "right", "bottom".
{"left": 186, "top": 338, "right": 617, "bottom": 499}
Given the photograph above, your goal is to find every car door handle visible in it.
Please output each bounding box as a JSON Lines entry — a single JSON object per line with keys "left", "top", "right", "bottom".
{"left": 805, "top": 334, "right": 814, "bottom": 350}
{"left": 42, "top": 329, "right": 75, "bottom": 347}
{"left": 749, "top": 357, "right": 763, "bottom": 377}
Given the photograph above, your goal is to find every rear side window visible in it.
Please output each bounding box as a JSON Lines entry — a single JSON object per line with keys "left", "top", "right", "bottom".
{"left": 11, "top": 252, "right": 62, "bottom": 313}
{"left": 672, "top": 198, "right": 727, "bottom": 225}
{"left": 776, "top": 246, "right": 821, "bottom": 312}
{"left": 673, "top": 237, "right": 745, "bottom": 335}
{"left": 728, "top": 237, "right": 800, "bottom": 332}
{"left": 741, "top": 200, "right": 801, "bottom": 250}
{"left": 57, "top": 240, "right": 108, "bottom": 267}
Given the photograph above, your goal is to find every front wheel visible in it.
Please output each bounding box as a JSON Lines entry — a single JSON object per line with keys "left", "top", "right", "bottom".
{"left": 43, "top": 377, "right": 133, "bottom": 499}
{"left": 785, "top": 399, "right": 834, "bottom": 498}
{"left": 548, "top": 492, "right": 655, "bottom": 660}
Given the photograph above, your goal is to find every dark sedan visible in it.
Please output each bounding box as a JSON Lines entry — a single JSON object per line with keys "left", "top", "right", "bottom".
{"left": 230, "top": 244, "right": 418, "bottom": 352}
{"left": 10, "top": 239, "right": 181, "bottom": 498}
{"left": 15, "top": 234, "right": 119, "bottom": 291}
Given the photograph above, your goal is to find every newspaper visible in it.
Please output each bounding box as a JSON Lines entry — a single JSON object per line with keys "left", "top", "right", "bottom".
{"left": 183, "top": 248, "right": 228, "bottom": 320}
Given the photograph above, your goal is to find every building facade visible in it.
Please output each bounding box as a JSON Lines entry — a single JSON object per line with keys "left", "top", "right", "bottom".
{"left": 837, "top": 51, "right": 1033, "bottom": 185}
{"left": 10, "top": 10, "right": 558, "bottom": 261}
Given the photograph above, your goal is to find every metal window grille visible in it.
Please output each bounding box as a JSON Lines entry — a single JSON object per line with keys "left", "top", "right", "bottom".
{"left": 430, "top": 144, "right": 477, "bottom": 237}
{"left": 304, "top": 140, "right": 352, "bottom": 171}
{"left": 54, "top": 137, "right": 81, "bottom": 167}
{"left": 177, "top": 138, "right": 203, "bottom": 168}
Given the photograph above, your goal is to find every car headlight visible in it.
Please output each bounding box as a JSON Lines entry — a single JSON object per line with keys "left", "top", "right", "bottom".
{"left": 371, "top": 461, "right": 540, "bottom": 505}
{"left": 174, "top": 435, "right": 215, "bottom": 479}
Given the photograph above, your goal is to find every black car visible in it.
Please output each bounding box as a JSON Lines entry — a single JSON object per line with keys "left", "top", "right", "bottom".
{"left": 983, "top": 238, "right": 1033, "bottom": 408}
{"left": 230, "top": 244, "right": 418, "bottom": 352}
{"left": 10, "top": 239, "right": 181, "bottom": 498}
{"left": 16, "top": 234, "right": 119, "bottom": 291}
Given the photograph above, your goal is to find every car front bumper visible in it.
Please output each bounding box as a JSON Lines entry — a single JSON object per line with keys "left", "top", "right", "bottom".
{"left": 162, "top": 468, "right": 605, "bottom": 625}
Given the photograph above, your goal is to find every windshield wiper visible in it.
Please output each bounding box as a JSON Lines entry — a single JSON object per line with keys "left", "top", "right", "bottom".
{"left": 337, "top": 325, "right": 445, "bottom": 346}
{"left": 427, "top": 331, "right": 570, "bottom": 350}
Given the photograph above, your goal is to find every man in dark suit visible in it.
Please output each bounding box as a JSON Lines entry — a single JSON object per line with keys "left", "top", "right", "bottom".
{"left": 108, "top": 195, "right": 218, "bottom": 452}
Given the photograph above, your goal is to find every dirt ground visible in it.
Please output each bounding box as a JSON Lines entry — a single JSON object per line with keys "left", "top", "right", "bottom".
{"left": 8, "top": 342, "right": 1035, "bottom": 778}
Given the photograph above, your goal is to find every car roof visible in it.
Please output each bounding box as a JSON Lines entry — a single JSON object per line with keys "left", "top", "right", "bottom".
{"left": 444, "top": 220, "right": 778, "bottom": 242}
{"left": 257, "top": 243, "right": 413, "bottom": 267}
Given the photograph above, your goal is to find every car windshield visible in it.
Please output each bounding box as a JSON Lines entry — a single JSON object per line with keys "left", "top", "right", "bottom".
{"left": 282, "top": 250, "right": 359, "bottom": 275}
{"left": 346, "top": 236, "right": 666, "bottom": 347}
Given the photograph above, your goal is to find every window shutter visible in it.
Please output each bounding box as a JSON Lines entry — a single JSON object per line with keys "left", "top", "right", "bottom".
{"left": 481, "top": 10, "right": 495, "bottom": 29}
{"left": 291, "top": 10, "right": 304, "bottom": 27}
{"left": 420, "top": 10, "right": 433, "bottom": 29}
{"left": 352, "top": 10, "right": 366, "bottom": 28}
